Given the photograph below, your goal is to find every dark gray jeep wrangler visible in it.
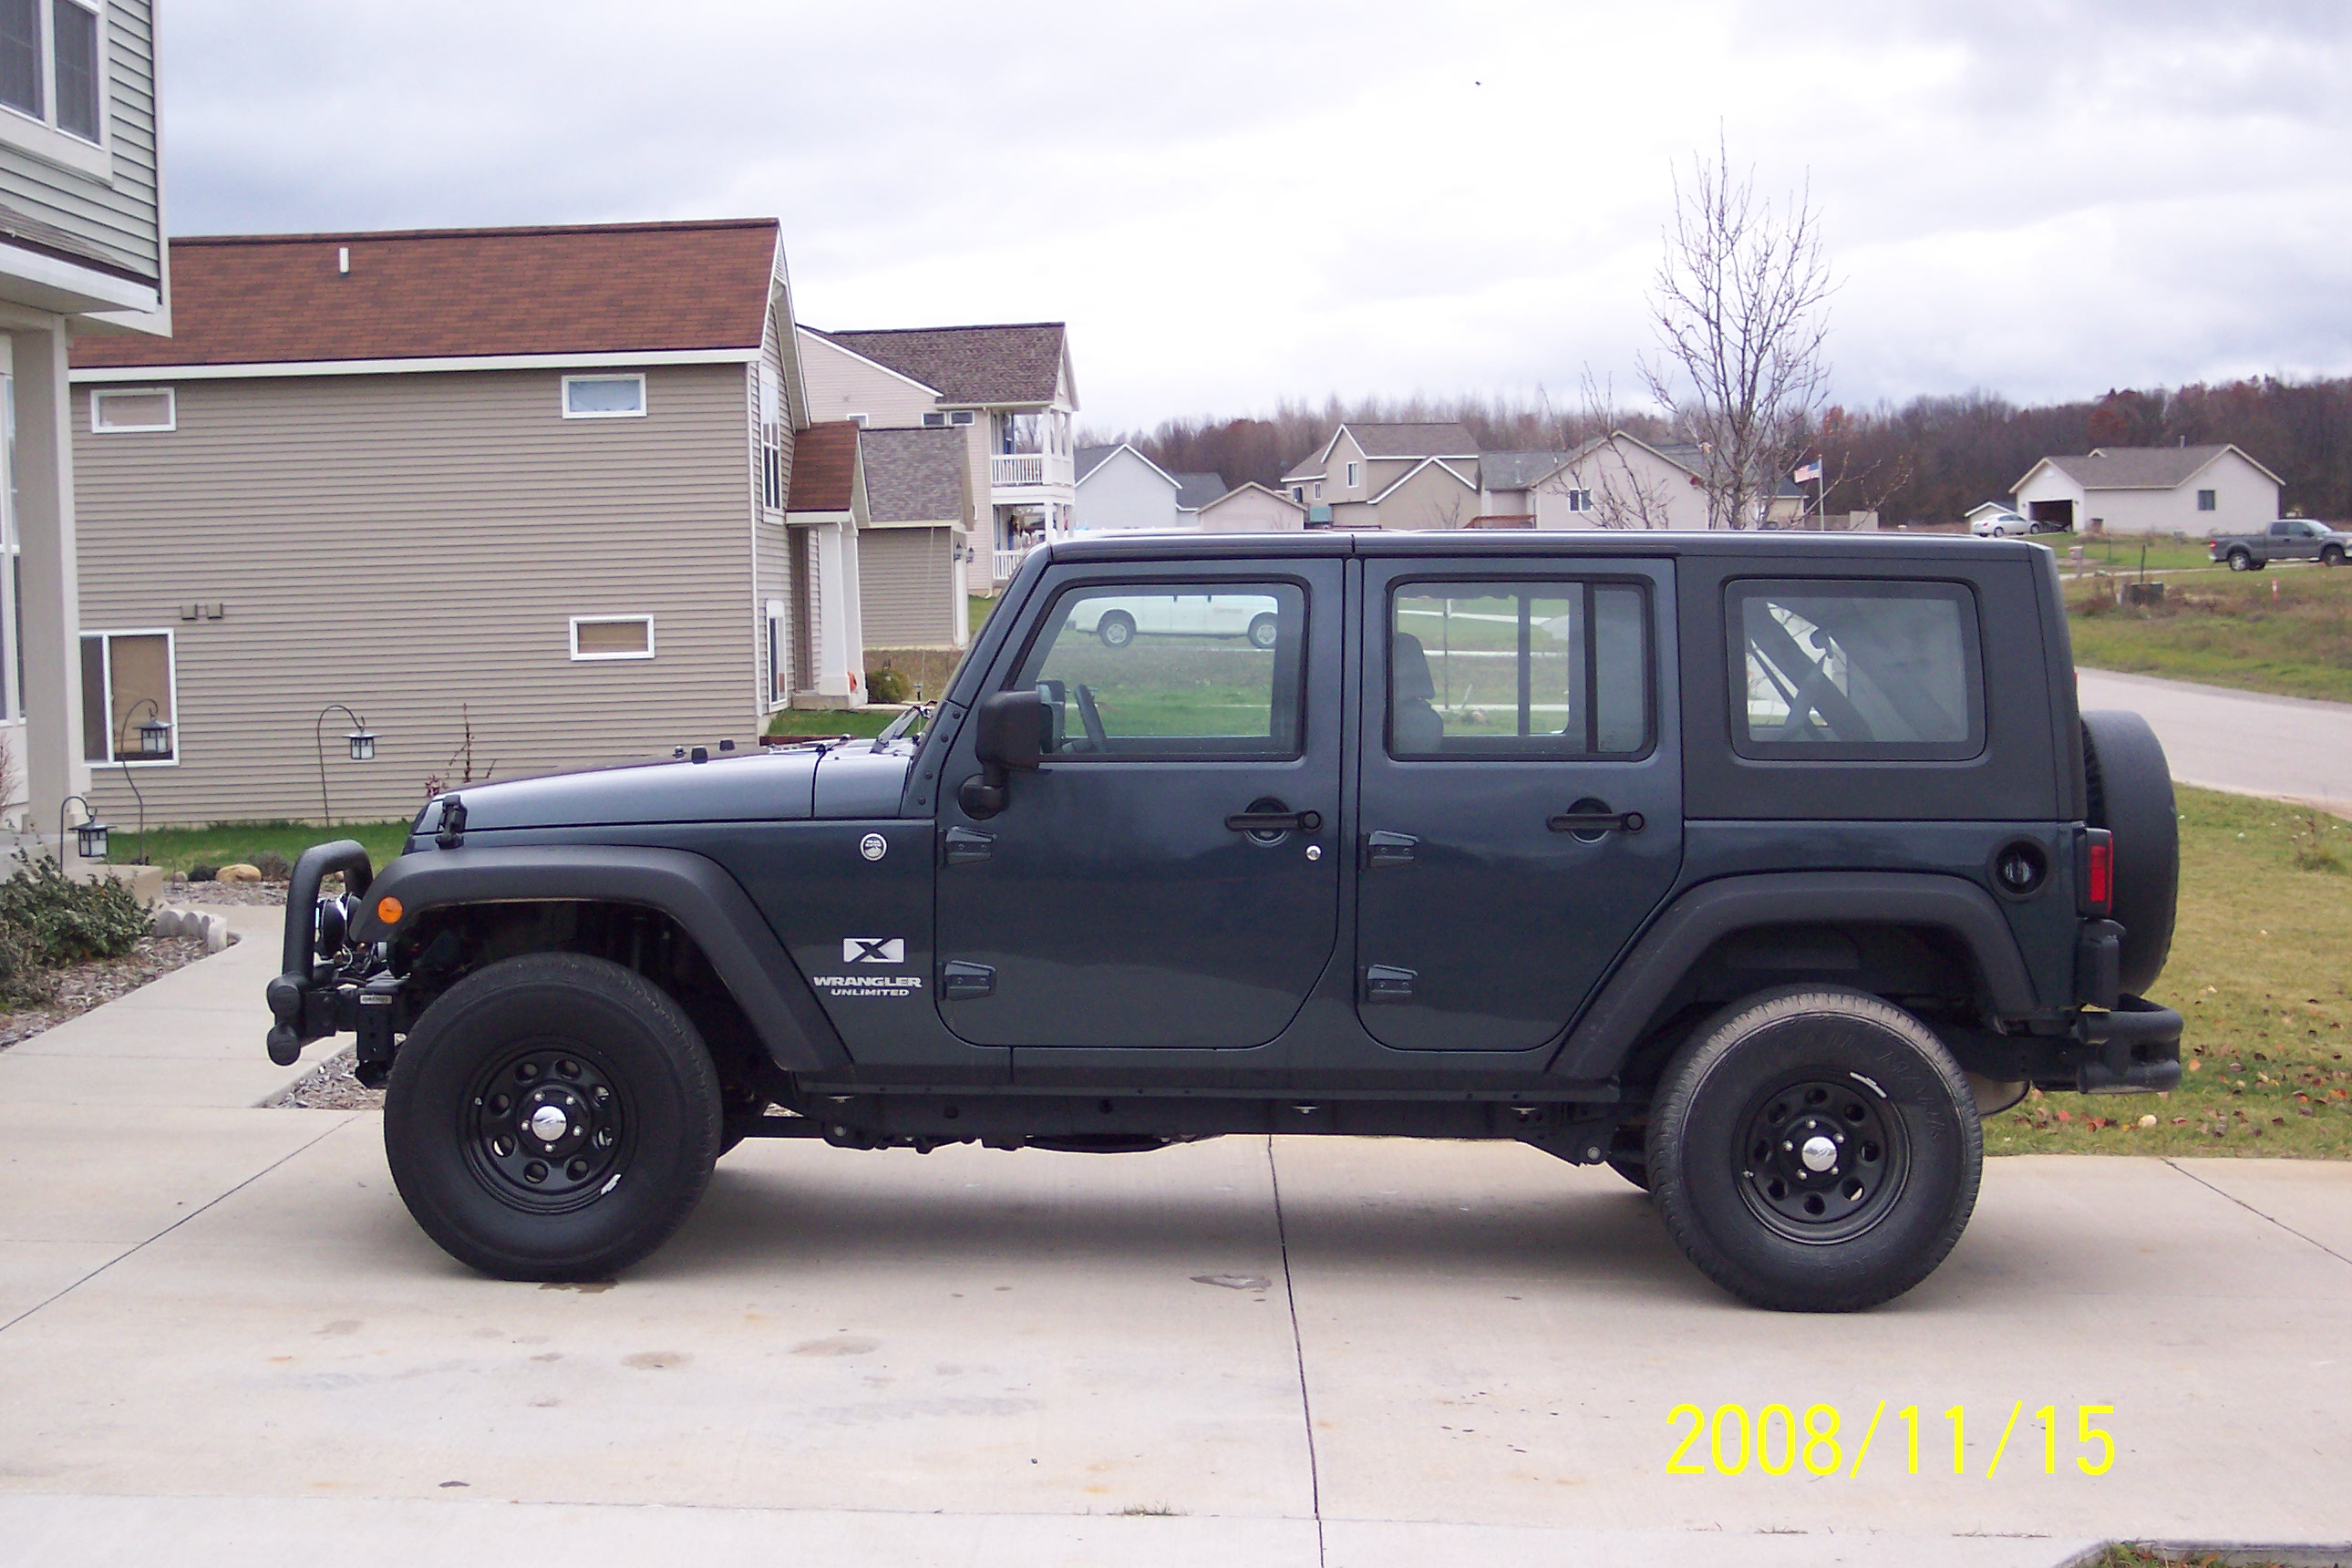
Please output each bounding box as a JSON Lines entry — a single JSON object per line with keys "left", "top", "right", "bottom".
{"left": 267, "top": 531, "right": 2182, "bottom": 1311}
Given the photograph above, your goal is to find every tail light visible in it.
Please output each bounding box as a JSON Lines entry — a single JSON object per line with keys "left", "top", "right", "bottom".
{"left": 2079, "top": 828, "right": 2113, "bottom": 916}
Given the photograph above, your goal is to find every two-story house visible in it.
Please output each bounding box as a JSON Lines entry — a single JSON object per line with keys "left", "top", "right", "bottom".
{"left": 1278, "top": 422, "right": 1482, "bottom": 530}
{"left": 67, "top": 219, "right": 863, "bottom": 826}
{"left": 797, "top": 322, "right": 1077, "bottom": 587}
{"left": 0, "top": 0, "right": 170, "bottom": 860}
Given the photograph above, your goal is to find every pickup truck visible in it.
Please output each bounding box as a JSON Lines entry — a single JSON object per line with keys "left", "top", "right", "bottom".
{"left": 2208, "top": 519, "right": 2349, "bottom": 571}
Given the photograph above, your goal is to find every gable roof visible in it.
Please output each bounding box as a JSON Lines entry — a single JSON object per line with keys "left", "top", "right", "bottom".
{"left": 1199, "top": 481, "right": 1306, "bottom": 516}
{"left": 810, "top": 323, "right": 1067, "bottom": 407}
{"left": 859, "top": 426, "right": 969, "bottom": 525}
{"left": 1369, "top": 456, "right": 1479, "bottom": 505}
{"left": 1073, "top": 441, "right": 1179, "bottom": 492}
{"left": 70, "top": 219, "right": 781, "bottom": 371}
{"left": 784, "top": 421, "right": 861, "bottom": 515}
{"left": 2020, "top": 443, "right": 2282, "bottom": 494}
{"left": 1171, "top": 473, "right": 1226, "bottom": 511}
{"left": 1283, "top": 421, "right": 1482, "bottom": 483}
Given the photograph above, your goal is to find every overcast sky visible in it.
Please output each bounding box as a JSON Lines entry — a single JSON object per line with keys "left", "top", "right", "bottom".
{"left": 164, "top": 0, "right": 2352, "bottom": 431}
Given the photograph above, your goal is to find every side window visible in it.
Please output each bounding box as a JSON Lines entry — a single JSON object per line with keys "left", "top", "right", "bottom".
{"left": 1729, "top": 580, "right": 1983, "bottom": 760}
{"left": 2197, "top": 490, "right": 2217, "bottom": 511}
{"left": 1388, "top": 580, "right": 1651, "bottom": 758}
{"left": 79, "top": 630, "right": 176, "bottom": 763}
{"left": 1012, "top": 582, "right": 1305, "bottom": 758}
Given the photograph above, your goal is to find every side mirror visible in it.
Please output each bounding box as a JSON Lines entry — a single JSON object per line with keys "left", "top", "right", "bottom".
{"left": 960, "top": 689, "right": 1046, "bottom": 819}
{"left": 974, "top": 689, "right": 1045, "bottom": 771}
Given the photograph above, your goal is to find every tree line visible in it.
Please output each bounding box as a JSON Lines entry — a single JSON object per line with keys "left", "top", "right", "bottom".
{"left": 1088, "top": 375, "right": 2352, "bottom": 527}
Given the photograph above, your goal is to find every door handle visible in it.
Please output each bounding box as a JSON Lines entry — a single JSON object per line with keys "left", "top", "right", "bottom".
{"left": 1546, "top": 809, "right": 1646, "bottom": 835}
{"left": 1364, "top": 830, "right": 1418, "bottom": 867}
{"left": 1225, "top": 809, "right": 1323, "bottom": 834}
{"left": 944, "top": 826, "right": 995, "bottom": 865}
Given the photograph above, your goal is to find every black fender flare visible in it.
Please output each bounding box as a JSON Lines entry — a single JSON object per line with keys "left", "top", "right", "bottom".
{"left": 1548, "top": 872, "right": 2041, "bottom": 1082}
{"left": 352, "top": 846, "right": 847, "bottom": 1074}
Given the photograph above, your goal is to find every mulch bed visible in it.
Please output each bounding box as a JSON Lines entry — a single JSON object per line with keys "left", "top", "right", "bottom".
{"left": 0, "top": 934, "right": 219, "bottom": 1052}
{"left": 170, "top": 879, "right": 290, "bottom": 906}
{"left": 266, "top": 1044, "right": 383, "bottom": 1109}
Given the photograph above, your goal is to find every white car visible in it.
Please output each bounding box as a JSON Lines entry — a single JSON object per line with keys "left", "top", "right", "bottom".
{"left": 1064, "top": 593, "right": 1283, "bottom": 650}
{"left": 1971, "top": 511, "right": 2032, "bottom": 537}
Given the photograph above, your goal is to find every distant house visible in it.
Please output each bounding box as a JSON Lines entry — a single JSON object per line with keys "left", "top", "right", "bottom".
{"left": 1279, "top": 423, "right": 1483, "bottom": 528}
{"left": 1171, "top": 471, "right": 1226, "bottom": 521}
{"left": 1195, "top": 482, "right": 1306, "bottom": 533}
{"left": 2011, "top": 444, "right": 2282, "bottom": 535}
{"left": 858, "top": 427, "right": 974, "bottom": 649}
{"left": 0, "top": 0, "right": 174, "bottom": 851}
{"left": 799, "top": 322, "right": 1076, "bottom": 586}
{"left": 68, "top": 219, "right": 852, "bottom": 825}
{"left": 1074, "top": 442, "right": 1181, "bottom": 532}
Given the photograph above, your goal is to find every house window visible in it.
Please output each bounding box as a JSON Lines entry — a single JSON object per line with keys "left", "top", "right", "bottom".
{"left": 922, "top": 410, "right": 975, "bottom": 428}
{"left": 1346, "top": 461, "right": 1360, "bottom": 489}
{"left": 78, "top": 629, "right": 176, "bottom": 764}
{"left": 562, "top": 374, "right": 646, "bottom": 419}
{"left": 1292, "top": 487, "right": 1304, "bottom": 503}
{"left": 569, "top": 615, "right": 655, "bottom": 660}
{"left": 90, "top": 387, "right": 175, "bottom": 433}
{"left": 1314, "top": 481, "right": 1324, "bottom": 500}
{"left": 758, "top": 363, "right": 784, "bottom": 512}
{"left": 1565, "top": 489, "right": 1594, "bottom": 512}
{"left": 2196, "top": 490, "right": 2216, "bottom": 511}
{"left": 0, "top": 0, "right": 102, "bottom": 149}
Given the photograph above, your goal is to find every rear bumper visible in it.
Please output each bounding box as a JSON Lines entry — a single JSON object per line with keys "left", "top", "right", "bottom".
{"left": 2071, "top": 995, "right": 2183, "bottom": 1094}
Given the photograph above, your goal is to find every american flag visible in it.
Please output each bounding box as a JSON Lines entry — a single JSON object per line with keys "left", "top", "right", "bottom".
{"left": 1792, "top": 459, "right": 1822, "bottom": 484}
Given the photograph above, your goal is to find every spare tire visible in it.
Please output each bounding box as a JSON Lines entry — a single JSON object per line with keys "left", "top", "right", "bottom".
{"left": 2081, "top": 710, "right": 2178, "bottom": 996}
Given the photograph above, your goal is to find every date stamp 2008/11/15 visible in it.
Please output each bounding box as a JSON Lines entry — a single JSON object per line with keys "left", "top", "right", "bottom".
{"left": 1666, "top": 1403, "right": 2117, "bottom": 1479}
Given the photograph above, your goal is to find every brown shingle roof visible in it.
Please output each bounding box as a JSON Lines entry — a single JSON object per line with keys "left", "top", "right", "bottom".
{"left": 1350, "top": 422, "right": 1480, "bottom": 458}
{"left": 813, "top": 323, "right": 1065, "bottom": 407}
{"left": 860, "top": 428, "right": 968, "bottom": 524}
{"left": 785, "top": 421, "right": 861, "bottom": 514}
{"left": 69, "top": 219, "right": 779, "bottom": 369}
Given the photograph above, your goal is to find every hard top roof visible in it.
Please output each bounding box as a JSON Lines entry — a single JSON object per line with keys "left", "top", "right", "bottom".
{"left": 1035, "top": 529, "right": 2040, "bottom": 563}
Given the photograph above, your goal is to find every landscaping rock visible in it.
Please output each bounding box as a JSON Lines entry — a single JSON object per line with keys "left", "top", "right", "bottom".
{"left": 216, "top": 863, "right": 262, "bottom": 883}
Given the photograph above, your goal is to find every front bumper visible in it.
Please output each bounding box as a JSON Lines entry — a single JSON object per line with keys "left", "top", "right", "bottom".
{"left": 263, "top": 840, "right": 385, "bottom": 1068}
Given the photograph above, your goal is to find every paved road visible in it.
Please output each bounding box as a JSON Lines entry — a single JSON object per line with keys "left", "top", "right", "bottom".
{"left": 2078, "top": 667, "right": 2352, "bottom": 810}
{"left": 4, "top": 929, "right": 2352, "bottom": 1565}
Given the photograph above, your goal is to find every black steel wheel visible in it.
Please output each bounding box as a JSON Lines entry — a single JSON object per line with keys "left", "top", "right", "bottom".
{"left": 385, "top": 953, "right": 722, "bottom": 1281}
{"left": 1645, "top": 985, "right": 1980, "bottom": 1312}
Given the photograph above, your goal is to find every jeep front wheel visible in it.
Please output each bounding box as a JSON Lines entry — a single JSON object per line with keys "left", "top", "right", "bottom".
{"left": 1645, "top": 986, "right": 1981, "bottom": 1312}
{"left": 384, "top": 953, "right": 723, "bottom": 1281}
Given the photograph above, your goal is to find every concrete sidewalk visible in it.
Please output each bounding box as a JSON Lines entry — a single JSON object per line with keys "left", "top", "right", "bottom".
{"left": 2078, "top": 666, "right": 2352, "bottom": 811}
{"left": 2, "top": 916, "right": 2349, "bottom": 1565}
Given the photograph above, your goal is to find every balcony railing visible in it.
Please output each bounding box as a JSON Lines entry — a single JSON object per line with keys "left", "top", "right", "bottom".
{"left": 992, "top": 544, "right": 1036, "bottom": 583}
{"left": 990, "top": 451, "right": 1074, "bottom": 490}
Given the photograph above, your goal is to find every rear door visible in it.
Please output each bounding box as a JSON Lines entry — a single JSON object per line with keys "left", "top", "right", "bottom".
{"left": 1353, "top": 559, "right": 1684, "bottom": 1052}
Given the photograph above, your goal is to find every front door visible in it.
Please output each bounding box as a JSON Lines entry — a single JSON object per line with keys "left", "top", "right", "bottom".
{"left": 935, "top": 562, "right": 1343, "bottom": 1048}
{"left": 1354, "top": 561, "right": 1684, "bottom": 1052}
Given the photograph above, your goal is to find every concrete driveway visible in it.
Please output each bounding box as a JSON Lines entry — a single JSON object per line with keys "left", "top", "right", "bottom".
{"left": 4, "top": 916, "right": 2351, "bottom": 1566}
{"left": 2079, "top": 666, "right": 2352, "bottom": 811}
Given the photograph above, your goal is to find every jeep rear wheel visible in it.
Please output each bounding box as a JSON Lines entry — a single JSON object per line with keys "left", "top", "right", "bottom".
{"left": 1645, "top": 986, "right": 1981, "bottom": 1312}
{"left": 384, "top": 954, "right": 723, "bottom": 1281}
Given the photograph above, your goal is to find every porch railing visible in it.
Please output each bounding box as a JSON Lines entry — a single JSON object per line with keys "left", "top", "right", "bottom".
{"left": 989, "top": 451, "right": 1074, "bottom": 490}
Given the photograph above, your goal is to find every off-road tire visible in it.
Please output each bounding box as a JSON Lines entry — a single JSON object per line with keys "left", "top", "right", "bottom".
{"left": 385, "top": 953, "right": 723, "bottom": 1281}
{"left": 2081, "top": 709, "right": 2179, "bottom": 995}
{"left": 1646, "top": 986, "right": 1981, "bottom": 1313}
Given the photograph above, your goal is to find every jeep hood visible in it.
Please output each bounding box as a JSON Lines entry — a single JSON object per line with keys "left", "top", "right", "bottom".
{"left": 436, "top": 741, "right": 914, "bottom": 832}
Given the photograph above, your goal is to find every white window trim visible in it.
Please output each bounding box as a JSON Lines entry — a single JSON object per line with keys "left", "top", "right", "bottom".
{"left": 1346, "top": 461, "right": 1359, "bottom": 489}
{"left": 569, "top": 614, "right": 655, "bottom": 661}
{"left": 766, "top": 597, "right": 788, "bottom": 710}
{"left": 84, "top": 625, "right": 180, "bottom": 768}
{"left": 846, "top": 412, "right": 869, "bottom": 427}
{"left": 561, "top": 373, "right": 647, "bottom": 420}
{"left": 89, "top": 386, "right": 174, "bottom": 433}
{"left": 0, "top": 0, "right": 110, "bottom": 180}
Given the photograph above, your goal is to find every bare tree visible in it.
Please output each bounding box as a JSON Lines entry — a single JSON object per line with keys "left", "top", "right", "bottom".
{"left": 1642, "top": 132, "right": 1835, "bottom": 530}
{"left": 1533, "top": 375, "right": 1679, "bottom": 530}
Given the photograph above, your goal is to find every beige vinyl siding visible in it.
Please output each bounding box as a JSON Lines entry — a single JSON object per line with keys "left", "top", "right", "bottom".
{"left": 859, "top": 527, "right": 960, "bottom": 647}
{"left": 0, "top": 0, "right": 161, "bottom": 283}
{"left": 73, "top": 363, "right": 760, "bottom": 825}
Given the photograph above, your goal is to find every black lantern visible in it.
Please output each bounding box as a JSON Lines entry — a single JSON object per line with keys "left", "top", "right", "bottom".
{"left": 57, "top": 795, "right": 108, "bottom": 862}
{"left": 138, "top": 714, "right": 173, "bottom": 756}
{"left": 315, "top": 704, "right": 379, "bottom": 827}
{"left": 346, "top": 727, "right": 377, "bottom": 762}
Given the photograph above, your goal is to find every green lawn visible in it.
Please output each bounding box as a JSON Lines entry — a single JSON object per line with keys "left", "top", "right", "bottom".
{"left": 129, "top": 819, "right": 414, "bottom": 875}
{"left": 2067, "top": 566, "right": 2352, "bottom": 702}
{"left": 1994, "top": 787, "right": 2352, "bottom": 1159}
{"left": 764, "top": 708, "right": 903, "bottom": 738}
{"left": 2056, "top": 538, "right": 2225, "bottom": 575}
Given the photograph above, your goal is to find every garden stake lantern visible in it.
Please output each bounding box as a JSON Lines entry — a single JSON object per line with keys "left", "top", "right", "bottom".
{"left": 315, "top": 703, "right": 379, "bottom": 827}
{"left": 57, "top": 795, "right": 108, "bottom": 862}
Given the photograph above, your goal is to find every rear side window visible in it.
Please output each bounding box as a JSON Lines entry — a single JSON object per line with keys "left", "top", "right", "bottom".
{"left": 1729, "top": 579, "right": 1983, "bottom": 760}
{"left": 1389, "top": 580, "right": 1652, "bottom": 758}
